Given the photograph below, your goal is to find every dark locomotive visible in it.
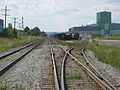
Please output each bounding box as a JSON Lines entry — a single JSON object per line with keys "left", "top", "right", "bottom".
{"left": 53, "top": 32, "right": 79, "bottom": 40}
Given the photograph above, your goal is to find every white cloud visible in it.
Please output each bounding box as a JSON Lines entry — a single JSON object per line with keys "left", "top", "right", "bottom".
{"left": 0, "top": 0, "right": 120, "bottom": 32}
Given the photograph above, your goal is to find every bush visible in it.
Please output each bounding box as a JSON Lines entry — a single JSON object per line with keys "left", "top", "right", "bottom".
{"left": 1, "top": 28, "right": 18, "bottom": 37}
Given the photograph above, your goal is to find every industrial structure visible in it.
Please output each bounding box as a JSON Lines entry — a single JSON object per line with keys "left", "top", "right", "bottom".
{"left": 0, "top": 19, "right": 4, "bottom": 33}
{"left": 69, "top": 11, "right": 120, "bottom": 37}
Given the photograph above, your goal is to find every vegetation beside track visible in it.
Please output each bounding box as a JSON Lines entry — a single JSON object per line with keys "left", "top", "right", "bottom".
{"left": 66, "top": 74, "right": 84, "bottom": 80}
{"left": 97, "top": 35, "right": 120, "bottom": 40}
{"left": 53, "top": 38, "right": 120, "bottom": 70}
{"left": 0, "top": 36, "right": 44, "bottom": 51}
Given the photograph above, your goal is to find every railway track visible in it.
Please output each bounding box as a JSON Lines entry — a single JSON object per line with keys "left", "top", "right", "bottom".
{"left": 0, "top": 39, "right": 45, "bottom": 76}
{"left": 49, "top": 38, "right": 117, "bottom": 90}
{"left": 0, "top": 38, "right": 118, "bottom": 89}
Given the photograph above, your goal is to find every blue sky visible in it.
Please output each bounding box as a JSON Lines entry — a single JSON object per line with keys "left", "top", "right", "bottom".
{"left": 0, "top": 0, "right": 120, "bottom": 32}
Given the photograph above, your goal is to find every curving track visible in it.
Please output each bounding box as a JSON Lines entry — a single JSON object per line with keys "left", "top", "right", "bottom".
{"left": 50, "top": 38, "right": 117, "bottom": 90}
{"left": 0, "top": 38, "right": 118, "bottom": 90}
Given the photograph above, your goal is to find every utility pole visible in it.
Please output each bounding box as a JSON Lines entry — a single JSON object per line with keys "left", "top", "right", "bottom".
{"left": 22, "top": 17, "right": 24, "bottom": 30}
{"left": 1, "top": 6, "right": 10, "bottom": 29}
{"left": 13, "top": 17, "right": 18, "bottom": 37}
{"left": 17, "top": 23, "right": 21, "bottom": 30}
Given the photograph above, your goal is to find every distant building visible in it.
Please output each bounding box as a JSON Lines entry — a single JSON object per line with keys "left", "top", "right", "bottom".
{"left": 97, "top": 11, "right": 111, "bottom": 29}
{"left": 0, "top": 19, "right": 4, "bottom": 33}
{"left": 8, "top": 23, "right": 12, "bottom": 28}
{"left": 69, "top": 11, "right": 120, "bottom": 37}
{"left": 97, "top": 11, "right": 120, "bottom": 36}
{"left": 69, "top": 25, "right": 101, "bottom": 37}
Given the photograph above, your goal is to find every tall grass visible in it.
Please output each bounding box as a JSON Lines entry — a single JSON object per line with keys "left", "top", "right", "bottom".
{"left": 98, "top": 35, "right": 120, "bottom": 40}
{"left": 87, "top": 41, "right": 120, "bottom": 69}
{"left": 0, "top": 36, "right": 43, "bottom": 51}
{"left": 54, "top": 38, "right": 120, "bottom": 70}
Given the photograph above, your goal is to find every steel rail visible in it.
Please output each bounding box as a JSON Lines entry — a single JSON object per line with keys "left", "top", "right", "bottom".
{"left": 81, "top": 49, "right": 117, "bottom": 90}
{"left": 49, "top": 41, "right": 60, "bottom": 90}
{"left": 0, "top": 39, "right": 45, "bottom": 76}
{"left": 61, "top": 48, "right": 74, "bottom": 90}
{"left": 0, "top": 40, "right": 40, "bottom": 60}
{"left": 50, "top": 39, "right": 116, "bottom": 90}
{"left": 58, "top": 45, "right": 114, "bottom": 90}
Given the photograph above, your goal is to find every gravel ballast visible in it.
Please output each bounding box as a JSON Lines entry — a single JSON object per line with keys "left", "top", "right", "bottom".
{"left": 0, "top": 40, "right": 53, "bottom": 90}
{"left": 85, "top": 50, "right": 120, "bottom": 88}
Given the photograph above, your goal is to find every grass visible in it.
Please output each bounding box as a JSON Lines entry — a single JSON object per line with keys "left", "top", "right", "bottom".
{"left": 53, "top": 38, "right": 120, "bottom": 70}
{"left": 66, "top": 74, "right": 84, "bottom": 80}
{"left": 0, "top": 84, "right": 25, "bottom": 90}
{"left": 98, "top": 35, "right": 120, "bottom": 40}
{"left": 0, "top": 36, "right": 44, "bottom": 51}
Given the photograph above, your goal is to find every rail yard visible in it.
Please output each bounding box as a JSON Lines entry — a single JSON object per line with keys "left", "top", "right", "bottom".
{"left": 0, "top": 37, "right": 119, "bottom": 90}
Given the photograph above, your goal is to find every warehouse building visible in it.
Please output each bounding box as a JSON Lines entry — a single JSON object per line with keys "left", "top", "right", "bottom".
{"left": 69, "top": 11, "right": 120, "bottom": 37}
{"left": 69, "top": 25, "right": 101, "bottom": 37}
{"left": 0, "top": 19, "right": 4, "bottom": 33}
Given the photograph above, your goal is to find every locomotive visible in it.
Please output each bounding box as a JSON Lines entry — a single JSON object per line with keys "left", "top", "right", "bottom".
{"left": 54, "top": 32, "right": 79, "bottom": 40}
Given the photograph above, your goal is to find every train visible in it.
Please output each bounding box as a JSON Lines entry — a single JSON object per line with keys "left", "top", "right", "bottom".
{"left": 52, "top": 32, "right": 79, "bottom": 40}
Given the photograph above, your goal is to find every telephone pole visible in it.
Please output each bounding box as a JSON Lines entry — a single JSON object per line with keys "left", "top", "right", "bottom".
{"left": 17, "top": 22, "right": 21, "bottom": 30}
{"left": 22, "top": 17, "right": 24, "bottom": 30}
{"left": 1, "top": 6, "right": 10, "bottom": 29}
{"left": 13, "top": 17, "right": 18, "bottom": 37}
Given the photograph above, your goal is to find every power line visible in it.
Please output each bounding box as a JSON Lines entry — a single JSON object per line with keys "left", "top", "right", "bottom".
{"left": 12, "top": 17, "right": 18, "bottom": 37}
{"left": 1, "top": 5, "right": 10, "bottom": 28}
{"left": 17, "top": 22, "right": 22, "bottom": 30}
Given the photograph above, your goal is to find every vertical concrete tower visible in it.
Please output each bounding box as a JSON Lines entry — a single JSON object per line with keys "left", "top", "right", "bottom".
{"left": 97, "top": 11, "right": 111, "bottom": 35}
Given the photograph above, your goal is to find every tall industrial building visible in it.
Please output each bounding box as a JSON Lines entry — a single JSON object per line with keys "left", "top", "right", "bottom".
{"left": 97, "top": 11, "right": 120, "bottom": 36}
{"left": 97, "top": 11, "right": 111, "bottom": 28}
{"left": 69, "top": 11, "right": 120, "bottom": 37}
{"left": 0, "top": 19, "right": 4, "bottom": 33}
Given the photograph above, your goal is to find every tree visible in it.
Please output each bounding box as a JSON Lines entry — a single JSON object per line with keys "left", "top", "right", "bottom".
{"left": 24, "top": 26, "right": 30, "bottom": 33}
{"left": 40, "top": 31, "right": 47, "bottom": 37}
{"left": 1, "top": 28, "right": 18, "bottom": 37}
{"left": 30, "top": 27, "right": 41, "bottom": 36}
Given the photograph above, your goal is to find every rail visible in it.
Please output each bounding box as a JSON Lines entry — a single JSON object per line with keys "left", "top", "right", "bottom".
{"left": 61, "top": 48, "right": 73, "bottom": 90}
{"left": 0, "top": 40, "right": 39, "bottom": 60}
{"left": 81, "top": 49, "right": 117, "bottom": 90}
{"left": 0, "top": 39, "right": 45, "bottom": 76}
{"left": 51, "top": 39, "right": 116, "bottom": 90}
{"left": 49, "top": 40, "right": 60, "bottom": 90}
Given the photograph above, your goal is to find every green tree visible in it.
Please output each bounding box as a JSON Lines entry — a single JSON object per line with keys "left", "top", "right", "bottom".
{"left": 1, "top": 28, "right": 18, "bottom": 37}
{"left": 31, "top": 27, "right": 41, "bottom": 36}
{"left": 24, "top": 26, "right": 30, "bottom": 33}
{"left": 40, "top": 31, "right": 47, "bottom": 37}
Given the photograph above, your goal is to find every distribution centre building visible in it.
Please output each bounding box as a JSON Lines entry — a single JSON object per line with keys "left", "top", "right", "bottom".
{"left": 69, "top": 11, "right": 120, "bottom": 37}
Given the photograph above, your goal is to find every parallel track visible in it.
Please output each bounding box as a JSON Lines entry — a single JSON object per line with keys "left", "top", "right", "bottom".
{"left": 0, "top": 39, "right": 45, "bottom": 76}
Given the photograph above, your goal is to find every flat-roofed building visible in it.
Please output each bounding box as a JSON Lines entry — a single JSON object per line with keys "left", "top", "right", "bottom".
{"left": 69, "top": 25, "right": 101, "bottom": 37}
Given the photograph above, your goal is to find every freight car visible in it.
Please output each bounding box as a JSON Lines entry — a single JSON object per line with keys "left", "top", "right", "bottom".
{"left": 54, "top": 32, "right": 79, "bottom": 40}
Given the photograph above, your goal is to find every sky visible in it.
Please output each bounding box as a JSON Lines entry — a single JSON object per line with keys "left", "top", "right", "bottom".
{"left": 0, "top": 0, "right": 120, "bottom": 32}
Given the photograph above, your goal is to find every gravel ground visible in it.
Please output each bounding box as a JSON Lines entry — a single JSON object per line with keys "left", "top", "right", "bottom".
{"left": 85, "top": 50, "right": 120, "bottom": 89}
{"left": 0, "top": 40, "right": 53, "bottom": 90}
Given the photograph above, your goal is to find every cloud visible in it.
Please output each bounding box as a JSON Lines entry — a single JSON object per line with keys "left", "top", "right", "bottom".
{"left": 107, "top": 0, "right": 120, "bottom": 3}
{"left": 0, "top": 0, "right": 120, "bottom": 32}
